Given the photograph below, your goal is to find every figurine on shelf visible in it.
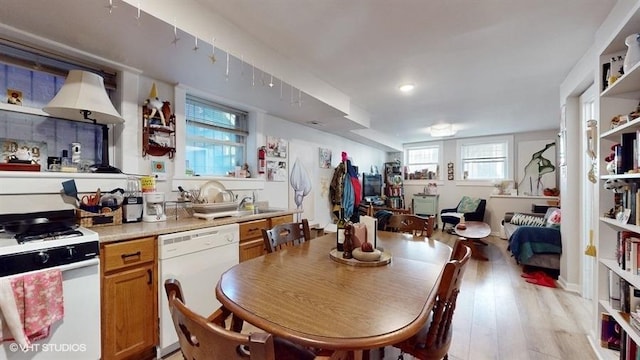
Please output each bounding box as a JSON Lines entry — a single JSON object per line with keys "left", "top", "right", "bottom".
{"left": 143, "top": 83, "right": 167, "bottom": 126}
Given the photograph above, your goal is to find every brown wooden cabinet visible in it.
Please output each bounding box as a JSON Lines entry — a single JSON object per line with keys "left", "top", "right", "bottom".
{"left": 239, "top": 218, "right": 269, "bottom": 262}
{"left": 270, "top": 214, "right": 294, "bottom": 227}
{"left": 238, "top": 214, "right": 294, "bottom": 262}
{"left": 101, "top": 237, "right": 157, "bottom": 360}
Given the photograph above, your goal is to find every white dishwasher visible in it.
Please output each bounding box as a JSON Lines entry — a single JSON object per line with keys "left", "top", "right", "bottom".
{"left": 156, "top": 223, "right": 239, "bottom": 358}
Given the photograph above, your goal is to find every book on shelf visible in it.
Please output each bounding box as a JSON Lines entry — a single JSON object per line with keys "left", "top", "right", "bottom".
{"left": 601, "top": 312, "right": 621, "bottom": 351}
{"left": 622, "top": 278, "right": 631, "bottom": 313}
{"left": 621, "top": 132, "right": 637, "bottom": 175}
{"left": 611, "top": 270, "right": 622, "bottom": 310}
{"left": 630, "top": 311, "right": 640, "bottom": 331}
{"left": 620, "top": 328, "right": 640, "bottom": 360}
{"left": 627, "top": 237, "right": 640, "bottom": 274}
{"left": 631, "top": 285, "right": 640, "bottom": 314}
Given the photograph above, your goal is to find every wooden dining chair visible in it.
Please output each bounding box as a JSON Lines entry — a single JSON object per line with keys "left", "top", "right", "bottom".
{"left": 385, "top": 214, "right": 435, "bottom": 237}
{"left": 393, "top": 243, "right": 472, "bottom": 360}
{"left": 262, "top": 218, "right": 311, "bottom": 253}
{"left": 164, "top": 279, "right": 318, "bottom": 360}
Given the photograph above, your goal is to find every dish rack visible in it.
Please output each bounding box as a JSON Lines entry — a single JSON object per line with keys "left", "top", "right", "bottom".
{"left": 191, "top": 201, "right": 238, "bottom": 214}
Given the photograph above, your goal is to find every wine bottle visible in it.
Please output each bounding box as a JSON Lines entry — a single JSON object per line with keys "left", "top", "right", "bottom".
{"left": 336, "top": 209, "right": 345, "bottom": 252}
{"left": 343, "top": 221, "right": 353, "bottom": 259}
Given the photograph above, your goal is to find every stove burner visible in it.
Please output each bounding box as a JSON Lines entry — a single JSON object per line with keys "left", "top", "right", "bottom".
{"left": 16, "top": 229, "right": 84, "bottom": 243}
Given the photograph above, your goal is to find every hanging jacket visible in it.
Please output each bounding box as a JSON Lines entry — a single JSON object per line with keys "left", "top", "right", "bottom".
{"left": 329, "top": 162, "right": 346, "bottom": 211}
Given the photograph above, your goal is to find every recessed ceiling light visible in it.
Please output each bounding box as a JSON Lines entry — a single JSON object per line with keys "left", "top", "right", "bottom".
{"left": 399, "top": 83, "right": 415, "bottom": 93}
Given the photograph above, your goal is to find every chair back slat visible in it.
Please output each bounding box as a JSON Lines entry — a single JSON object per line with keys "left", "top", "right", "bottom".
{"left": 385, "top": 214, "right": 434, "bottom": 237}
{"left": 262, "top": 219, "right": 311, "bottom": 253}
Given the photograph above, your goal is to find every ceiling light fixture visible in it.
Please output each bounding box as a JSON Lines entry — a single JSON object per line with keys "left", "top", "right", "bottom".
{"left": 430, "top": 123, "right": 456, "bottom": 137}
{"left": 399, "top": 83, "right": 415, "bottom": 93}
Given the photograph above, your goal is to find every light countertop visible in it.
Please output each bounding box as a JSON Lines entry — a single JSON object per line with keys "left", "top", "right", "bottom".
{"left": 93, "top": 209, "right": 300, "bottom": 244}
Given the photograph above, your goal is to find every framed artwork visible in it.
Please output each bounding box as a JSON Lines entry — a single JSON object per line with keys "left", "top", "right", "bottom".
{"left": 266, "top": 136, "right": 287, "bottom": 158}
{"left": 7, "top": 89, "right": 23, "bottom": 106}
{"left": 267, "top": 160, "right": 287, "bottom": 181}
{"left": 447, "top": 162, "right": 454, "bottom": 180}
{"left": 319, "top": 148, "right": 331, "bottom": 168}
{"left": 1, "top": 138, "right": 48, "bottom": 171}
{"left": 517, "top": 140, "right": 556, "bottom": 196}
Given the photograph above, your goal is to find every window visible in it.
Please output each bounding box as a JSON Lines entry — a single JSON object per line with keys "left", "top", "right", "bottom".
{"left": 404, "top": 142, "right": 442, "bottom": 180}
{"left": 0, "top": 40, "right": 113, "bottom": 167}
{"left": 185, "top": 96, "right": 248, "bottom": 176}
{"left": 457, "top": 136, "right": 513, "bottom": 180}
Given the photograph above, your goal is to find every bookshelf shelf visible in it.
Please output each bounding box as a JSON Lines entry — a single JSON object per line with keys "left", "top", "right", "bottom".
{"left": 601, "top": 217, "right": 640, "bottom": 233}
{"left": 601, "top": 258, "right": 640, "bottom": 290}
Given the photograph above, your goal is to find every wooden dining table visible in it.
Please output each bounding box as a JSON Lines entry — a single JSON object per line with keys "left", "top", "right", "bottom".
{"left": 215, "top": 231, "right": 452, "bottom": 358}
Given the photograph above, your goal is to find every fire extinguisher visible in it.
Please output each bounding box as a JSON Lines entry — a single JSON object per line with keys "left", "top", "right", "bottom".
{"left": 258, "top": 146, "right": 266, "bottom": 174}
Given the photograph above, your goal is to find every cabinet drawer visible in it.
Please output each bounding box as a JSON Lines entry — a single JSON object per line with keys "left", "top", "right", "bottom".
{"left": 239, "top": 219, "right": 269, "bottom": 241}
{"left": 270, "top": 214, "right": 293, "bottom": 227}
{"left": 102, "top": 237, "right": 156, "bottom": 273}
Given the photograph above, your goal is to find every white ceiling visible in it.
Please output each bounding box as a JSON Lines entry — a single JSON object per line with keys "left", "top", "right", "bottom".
{"left": 0, "top": 0, "right": 617, "bottom": 151}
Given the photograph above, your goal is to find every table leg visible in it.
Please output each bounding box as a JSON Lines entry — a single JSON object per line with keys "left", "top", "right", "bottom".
{"left": 458, "top": 236, "right": 488, "bottom": 261}
{"left": 329, "top": 350, "right": 364, "bottom": 360}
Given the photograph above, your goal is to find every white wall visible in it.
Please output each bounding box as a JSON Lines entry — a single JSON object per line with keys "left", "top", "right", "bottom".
{"left": 404, "top": 130, "right": 559, "bottom": 232}
{"left": 254, "top": 113, "right": 386, "bottom": 228}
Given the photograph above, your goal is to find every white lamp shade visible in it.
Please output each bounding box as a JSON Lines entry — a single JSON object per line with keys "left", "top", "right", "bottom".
{"left": 43, "top": 70, "right": 124, "bottom": 124}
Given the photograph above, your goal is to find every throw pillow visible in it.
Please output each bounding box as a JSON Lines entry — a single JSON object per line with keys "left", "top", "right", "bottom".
{"left": 543, "top": 207, "right": 560, "bottom": 222}
{"left": 510, "top": 213, "right": 546, "bottom": 227}
{"left": 546, "top": 209, "right": 561, "bottom": 230}
{"left": 457, "top": 196, "right": 481, "bottom": 213}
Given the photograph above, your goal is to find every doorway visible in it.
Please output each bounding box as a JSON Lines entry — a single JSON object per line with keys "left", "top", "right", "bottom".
{"left": 580, "top": 84, "right": 597, "bottom": 299}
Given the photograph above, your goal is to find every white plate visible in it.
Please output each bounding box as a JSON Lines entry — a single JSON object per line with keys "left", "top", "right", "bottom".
{"left": 198, "top": 180, "right": 226, "bottom": 203}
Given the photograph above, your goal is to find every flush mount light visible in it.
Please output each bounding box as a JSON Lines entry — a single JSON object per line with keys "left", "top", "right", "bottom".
{"left": 399, "top": 83, "right": 415, "bottom": 93}
{"left": 430, "top": 123, "right": 456, "bottom": 137}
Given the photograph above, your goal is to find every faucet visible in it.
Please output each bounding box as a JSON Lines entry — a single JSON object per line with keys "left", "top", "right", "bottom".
{"left": 237, "top": 195, "right": 253, "bottom": 210}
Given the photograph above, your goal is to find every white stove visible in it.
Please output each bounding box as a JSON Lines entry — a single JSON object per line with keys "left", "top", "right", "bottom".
{"left": 0, "top": 226, "right": 98, "bottom": 257}
{"left": 0, "top": 210, "right": 101, "bottom": 359}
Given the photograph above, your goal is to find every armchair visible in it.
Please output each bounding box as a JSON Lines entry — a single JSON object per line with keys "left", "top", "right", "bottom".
{"left": 440, "top": 197, "right": 486, "bottom": 231}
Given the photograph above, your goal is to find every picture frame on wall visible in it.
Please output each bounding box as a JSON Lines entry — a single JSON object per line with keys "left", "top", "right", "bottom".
{"left": 319, "top": 148, "right": 331, "bottom": 168}
{"left": 267, "top": 160, "right": 287, "bottom": 181}
{"left": 7, "top": 89, "right": 23, "bottom": 106}
{"left": 266, "top": 136, "right": 287, "bottom": 158}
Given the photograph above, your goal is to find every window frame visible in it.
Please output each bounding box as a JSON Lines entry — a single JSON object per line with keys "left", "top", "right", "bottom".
{"left": 184, "top": 94, "right": 249, "bottom": 176}
{"left": 455, "top": 135, "right": 514, "bottom": 184}
{"left": 403, "top": 141, "right": 444, "bottom": 181}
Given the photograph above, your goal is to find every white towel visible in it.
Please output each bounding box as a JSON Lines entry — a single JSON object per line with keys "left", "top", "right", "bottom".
{"left": 0, "top": 278, "right": 28, "bottom": 347}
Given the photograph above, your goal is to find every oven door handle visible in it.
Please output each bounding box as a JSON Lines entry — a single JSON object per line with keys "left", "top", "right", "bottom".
{"left": 56, "top": 258, "right": 100, "bottom": 272}
{"left": 2, "top": 258, "right": 99, "bottom": 279}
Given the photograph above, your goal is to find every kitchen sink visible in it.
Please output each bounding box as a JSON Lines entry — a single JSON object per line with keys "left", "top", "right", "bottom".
{"left": 193, "top": 208, "right": 284, "bottom": 220}
{"left": 250, "top": 208, "right": 282, "bottom": 214}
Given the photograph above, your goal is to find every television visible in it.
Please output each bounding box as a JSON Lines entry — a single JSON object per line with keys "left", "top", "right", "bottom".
{"left": 362, "top": 173, "right": 383, "bottom": 202}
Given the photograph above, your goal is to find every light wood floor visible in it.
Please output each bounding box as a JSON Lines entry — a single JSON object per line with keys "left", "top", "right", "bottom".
{"left": 165, "top": 229, "right": 596, "bottom": 360}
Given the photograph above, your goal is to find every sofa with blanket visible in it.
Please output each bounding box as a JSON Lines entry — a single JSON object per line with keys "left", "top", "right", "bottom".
{"left": 503, "top": 207, "right": 562, "bottom": 271}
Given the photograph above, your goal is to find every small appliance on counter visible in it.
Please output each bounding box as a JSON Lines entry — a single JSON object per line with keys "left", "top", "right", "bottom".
{"left": 143, "top": 191, "right": 166, "bottom": 222}
{"left": 123, "top": 177, "right": 143, "bottom": 223}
